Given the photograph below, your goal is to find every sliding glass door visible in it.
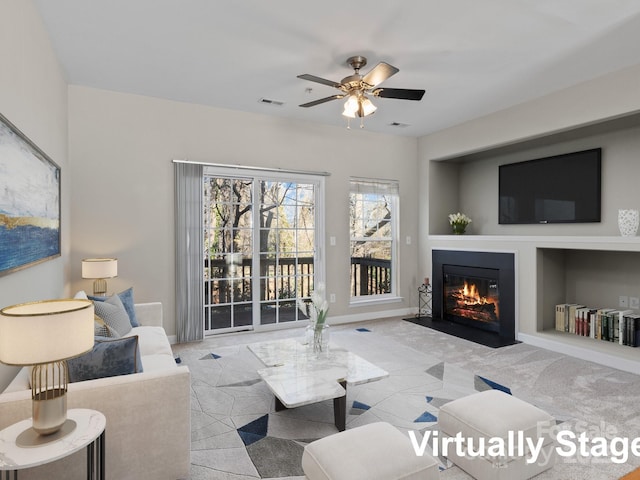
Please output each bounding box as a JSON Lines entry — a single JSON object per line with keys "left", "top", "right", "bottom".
{"left": 203, "top": 176, "right": 254, "bottom": 331}
{"left": 203, "top": 169, "right": 323, "bottom": 333}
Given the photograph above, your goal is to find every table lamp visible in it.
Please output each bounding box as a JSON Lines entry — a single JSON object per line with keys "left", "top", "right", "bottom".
{"left": 82, "top": 258, "right": 118, "bottom": 296}
{"left": 0, "top": 299, "right": 94, "bottom": 446}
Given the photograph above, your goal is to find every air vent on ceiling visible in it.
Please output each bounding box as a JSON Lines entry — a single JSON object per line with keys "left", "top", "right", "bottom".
{"left": 259, "top": 98, "right": 285, "bottom": 107}
{"left": 389, "top": 122, "right": 410, "bottom": 128}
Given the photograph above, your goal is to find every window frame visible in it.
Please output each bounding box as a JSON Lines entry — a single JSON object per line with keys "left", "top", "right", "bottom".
{"left": 348, "top": 177, "right": 400, "bottom": 306}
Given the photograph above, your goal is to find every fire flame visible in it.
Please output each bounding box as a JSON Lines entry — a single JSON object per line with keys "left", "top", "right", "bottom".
{"left": 460, "top": 281, "right": 489, "bottom": 305}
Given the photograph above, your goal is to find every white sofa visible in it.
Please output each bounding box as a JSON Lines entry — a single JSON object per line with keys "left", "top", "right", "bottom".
{"left": 0, "top": 302, "right": 191, "bottom": 480}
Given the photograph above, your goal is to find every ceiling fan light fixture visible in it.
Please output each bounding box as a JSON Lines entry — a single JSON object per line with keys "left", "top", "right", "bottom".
{"left": 342, "top": 95, "right": 359, "bottom": 117}
{"left": 361, "top": 97, "right": 377, "bottom": 116}
{"left": 297, "top": 55, "right": 424, "bottom": 129}
{"left": 342, "top": 108, "right": 356, "bottom": 119}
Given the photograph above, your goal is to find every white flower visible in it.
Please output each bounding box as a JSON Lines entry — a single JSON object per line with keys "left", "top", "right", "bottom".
{"left": 448, "top": 212, "right": 472, "bottom": 225}
{"left": 302, "top": 282, "right": 329, "bottom": 328}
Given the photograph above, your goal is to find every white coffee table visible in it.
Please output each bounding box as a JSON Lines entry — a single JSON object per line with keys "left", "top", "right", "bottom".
{"left": 248, "top": 338, "right": 388, "bottom": 431}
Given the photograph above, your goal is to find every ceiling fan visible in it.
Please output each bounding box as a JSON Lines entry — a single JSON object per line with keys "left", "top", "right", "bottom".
{"left": 297, "top": 55, "right": 425, "bottom": 121}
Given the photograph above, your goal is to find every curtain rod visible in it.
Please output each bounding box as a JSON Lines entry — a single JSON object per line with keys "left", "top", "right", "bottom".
{"left": 172, "top": 159, "right": 331, "bottom": 177}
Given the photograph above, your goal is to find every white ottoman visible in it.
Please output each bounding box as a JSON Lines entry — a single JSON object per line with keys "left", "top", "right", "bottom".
{"left": 302, "top": 422, "right": 439, "bottom": 480}
{"left": 438, "top": 389, "right": 556, "bottom": 480}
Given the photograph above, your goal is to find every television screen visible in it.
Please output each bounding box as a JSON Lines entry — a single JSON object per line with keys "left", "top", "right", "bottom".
{"left": 499, "top": 148, "right": 601, "bottom": 224}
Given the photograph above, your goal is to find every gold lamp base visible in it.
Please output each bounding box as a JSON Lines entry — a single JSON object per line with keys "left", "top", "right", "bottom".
{"left": 92, "top": 278, "right": 108, "bottom": 296}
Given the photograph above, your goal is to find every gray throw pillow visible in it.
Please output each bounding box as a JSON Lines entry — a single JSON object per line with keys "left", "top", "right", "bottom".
{"left": 89, "top": 287, "right": 139, "bottom": 327}
{"left": 94, "top": 294, "right": 132, "bottom": 337}
{"left": 94, "top": 317, "right": 121, "bottom": 338}
{"left": 67, "top": 336, "right": 143, "bottom": 383}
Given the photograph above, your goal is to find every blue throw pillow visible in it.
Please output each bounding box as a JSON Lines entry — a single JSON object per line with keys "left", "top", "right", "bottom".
{"left": 89, "top": 287, "right": 139, "bottom": 327}
{"left": 67, "top": 336, "right": 143, "bottom": 383}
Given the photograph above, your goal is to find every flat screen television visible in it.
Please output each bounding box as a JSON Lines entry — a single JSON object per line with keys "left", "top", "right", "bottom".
{"left": 499, "top": 148, "right": 601, "bottom": 224}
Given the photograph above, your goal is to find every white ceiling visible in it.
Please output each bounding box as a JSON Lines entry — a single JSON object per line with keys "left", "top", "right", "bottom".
{"left": 32, "top": 0, "right": 640, "bottom": 137}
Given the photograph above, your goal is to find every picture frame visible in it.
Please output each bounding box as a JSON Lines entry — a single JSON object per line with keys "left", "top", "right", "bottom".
{"left": 0, "top": 112, "right": 61, "bottom": 276}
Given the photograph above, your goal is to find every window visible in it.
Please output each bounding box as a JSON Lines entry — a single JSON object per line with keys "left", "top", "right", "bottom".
{"left": 349, "top": 178, "right": 399, "bottom": 302}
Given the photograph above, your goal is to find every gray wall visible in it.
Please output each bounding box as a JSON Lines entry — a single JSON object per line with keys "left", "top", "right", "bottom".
{"left": 0, "top": 0, "right": 68, "bottom": 390}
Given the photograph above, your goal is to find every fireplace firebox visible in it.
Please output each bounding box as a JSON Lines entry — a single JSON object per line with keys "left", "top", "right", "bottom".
{"left": 432, "top": 250, "right": 515, "bottom": 345}
{"left": 443, "top": 265, "right": 500, "bottom": 333}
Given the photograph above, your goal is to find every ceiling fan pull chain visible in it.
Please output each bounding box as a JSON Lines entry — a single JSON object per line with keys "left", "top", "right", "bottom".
{"left": 360, "top": 117, "right": 365, "bottom": 129}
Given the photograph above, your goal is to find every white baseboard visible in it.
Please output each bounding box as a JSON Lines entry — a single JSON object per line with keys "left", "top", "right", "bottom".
{"left": 518, "top": 332, "right": 640, "bottom": 374}
{"left": 327, "top": 307, "right": 416, "bottom": 325}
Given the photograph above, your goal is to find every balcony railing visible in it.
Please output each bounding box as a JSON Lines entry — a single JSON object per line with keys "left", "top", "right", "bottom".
{"left": 351, "top": 257, "right": 392, "bottom": 296}
{"left": 204, "top": 257, "right": 314, "bottom": 304}
{"left": 204, "top": 255, "right": 392, "bottom": 305}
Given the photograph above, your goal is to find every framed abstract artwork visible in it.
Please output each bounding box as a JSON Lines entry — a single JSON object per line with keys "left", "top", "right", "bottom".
{"left": 0, "top": 112, "right": 61, "bottom": 276}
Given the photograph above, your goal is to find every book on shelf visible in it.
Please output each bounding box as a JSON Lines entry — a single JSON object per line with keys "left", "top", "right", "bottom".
{"left": 574, "top": 307, "right": 589, "bottom": 336}
{"left": 555, "top": 304, "right": 567, "bottom": 332}
{"left": 589, "top": 310, "right": 598, "bottom": 338}
{"left": 595, "top": 308, "right": 615, "bottom": 341}
{"left": 554, "top": 304, "right": 640, "bottom": 347}
{"left": 622, "top": 313, "right": 640, "bottom": 347}
{"left": 567, "top": 304, "right": 585, "bottom": 334}
{"left": 582, "top": 308, "right": 597, "bottom": 337}
{"left": 621, "top": 313, "right": 636, "bottom": 346}
{"left": 602, "top": 310, "right": 613, "bottom": 341}
{"left": 610, "top": 310, "right": 631, "bottom": 343}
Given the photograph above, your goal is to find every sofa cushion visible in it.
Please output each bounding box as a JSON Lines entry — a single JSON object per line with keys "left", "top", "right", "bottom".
{"left": 141, "top": 354, "right": 179, "bottom": 372}
{"left": 94, "top": 294, "right": 132, "bottom": 337}
{"left": 67, "top": 336, "right": 143, "bottom": 383}
{"left": 90, "top": 287, "right": 140, "bottom": 327}
{"left": 125, "top": 326, "right": 173, "bottom": 357}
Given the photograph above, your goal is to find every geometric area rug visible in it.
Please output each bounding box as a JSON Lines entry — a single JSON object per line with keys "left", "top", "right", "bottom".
{"left": 174, "top": 326, "right": 571, "bottom": 480}
{"left": 234, "top": 368, "right": 513, "bottom": 478}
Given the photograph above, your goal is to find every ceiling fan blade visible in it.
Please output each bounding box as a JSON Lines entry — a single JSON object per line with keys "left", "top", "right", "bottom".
{"left": 299, "top": 95, "right": 344, "bottom": 108}
{"left": 297, "top": 74, "right": 342, "bottom": 89}
{"left": 375, "top": 88, "right": 425, "bottom": 101}
{"left": 362, "top": 62, "right": 399, "bottom": 87}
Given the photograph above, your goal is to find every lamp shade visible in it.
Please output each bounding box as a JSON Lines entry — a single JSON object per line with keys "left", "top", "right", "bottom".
{"left": 0, "top": 299, "right": 94, "bottom": 366}
{"left": 361, "top": 97, "right": 377, "bottom": 116}
{"left": 82, "top": 258, "right": 118, "bottom": 279}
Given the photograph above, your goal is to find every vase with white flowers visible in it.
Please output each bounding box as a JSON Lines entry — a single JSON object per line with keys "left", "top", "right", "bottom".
{"left": 448, "top": 212, "right": 472, "bottom": 235}
{"left": 298, "top": 283, "right": 329, "bottom": 354}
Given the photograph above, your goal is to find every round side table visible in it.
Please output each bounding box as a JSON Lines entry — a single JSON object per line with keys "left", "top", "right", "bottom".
{"left": 0, "top": 408, "right": 106, "bottom": 480}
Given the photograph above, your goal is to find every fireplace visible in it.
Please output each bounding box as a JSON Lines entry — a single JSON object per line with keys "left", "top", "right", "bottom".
{"left": 432, "top": 250, "right": 516, "bottom": 345}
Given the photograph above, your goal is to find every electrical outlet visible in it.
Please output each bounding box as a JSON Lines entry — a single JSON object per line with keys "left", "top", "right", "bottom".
{"left": 329, "top": 293, "right": 336, "bottom": 303}
{"left": 329, "top": 236, "right": 336, "bottom": 246}
{"left": 406, "top": 236, "right": 411, "bottom": 245}
{"left": 619, "top": 295, "right": 629, "bottom": 308}
{"left": 631, "top": 297, "right": 640, "bottom": 309}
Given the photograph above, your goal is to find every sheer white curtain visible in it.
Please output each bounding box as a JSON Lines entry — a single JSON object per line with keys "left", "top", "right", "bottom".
{"left": 174, "top": 161, "right": 204, "bottom": 343}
